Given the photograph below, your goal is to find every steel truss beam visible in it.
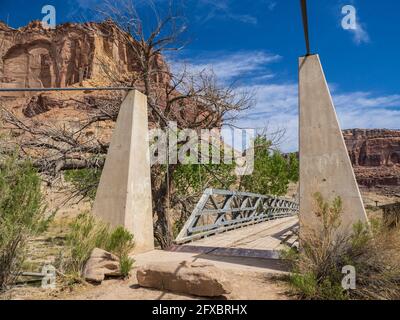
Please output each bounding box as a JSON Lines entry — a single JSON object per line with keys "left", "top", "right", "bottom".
{"left": 175, "top": 188, "right": 299, "bottom": 244}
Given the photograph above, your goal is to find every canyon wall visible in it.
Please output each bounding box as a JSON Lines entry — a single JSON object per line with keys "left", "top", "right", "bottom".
{"left": 0, "top": 20, "right": 169, "bottom": 96}
{"left": 343, "top": 129, "right": 400, "bottom": 187}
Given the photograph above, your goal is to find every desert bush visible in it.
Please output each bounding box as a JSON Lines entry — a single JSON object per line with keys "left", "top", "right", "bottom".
{"left": 59, "top": 214, "right": 135, "bottom": 279}
{"left": 60, "top": 213, "right": 110, "bottom": 277}
{"left": 0, "top": 154, "right": 50, "bottom": 291}
{"left": 105, "top": 226, "right": 135, "bottom": 278}
{"left": 285, "top": 192, "right": 400, "bottom": 300}
{"left": 106, "top": 226, "right": 135, "bottom": 257}
{"left": 119, "top": 254, "right": 134, "bottom": 278}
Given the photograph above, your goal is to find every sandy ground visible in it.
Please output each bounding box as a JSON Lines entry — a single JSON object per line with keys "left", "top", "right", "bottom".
{"left": 3, "top": 265, "right": 290, "bottom": 301}
{"left": 3, "top": 247, "right": 291, "bottom": 301}
{"left": 60, "top": 271, "right": 289, "bottom": 300}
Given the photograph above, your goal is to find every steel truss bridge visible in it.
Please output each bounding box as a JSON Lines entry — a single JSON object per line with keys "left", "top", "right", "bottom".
{"left": 172, "top": 189, "right": 299, "bottom": 259}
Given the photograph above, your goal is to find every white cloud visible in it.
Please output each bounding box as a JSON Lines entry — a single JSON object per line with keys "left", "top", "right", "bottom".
{"left": 197, "top": 0, "right": 258, "bottom": 25}
{"left": 351, "top": 22, "right": 370, "bottom": 45}
{"left": 231, "top": 84, "right": 400, "bottom": 152}
{"left": 171, "top": 51, "right": 281, "bottom": 83}
{"left": 333, "top": 91, "right": 400, "bottom": 108}
{"left": 234, "top": 83, "right": 299, "bottom": 151}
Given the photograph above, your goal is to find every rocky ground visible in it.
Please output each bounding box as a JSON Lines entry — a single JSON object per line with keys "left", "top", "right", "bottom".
{"left": 2, "top": 266, "right": 290, "bottom": 301}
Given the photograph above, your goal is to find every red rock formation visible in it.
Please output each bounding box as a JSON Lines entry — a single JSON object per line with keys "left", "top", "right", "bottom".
{"left": 0, "top": 20, "right": 170, "bottom": 95}
{"left": 0, "top": 20, "right": 214, "bottom": 135}
{"left": 343, "top": 129, "right": 400, "bottom": 187}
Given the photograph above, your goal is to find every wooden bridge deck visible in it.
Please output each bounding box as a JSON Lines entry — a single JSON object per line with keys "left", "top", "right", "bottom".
{"left": 169, "top": 216, "right": 299, "bottom": 260}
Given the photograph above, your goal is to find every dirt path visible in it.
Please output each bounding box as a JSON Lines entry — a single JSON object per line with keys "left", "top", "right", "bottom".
{"left": 56, "top": 267, "right": 290, "bottom": 300}
{"left": 3, "top": 260, "right": 291, "bottom": 300}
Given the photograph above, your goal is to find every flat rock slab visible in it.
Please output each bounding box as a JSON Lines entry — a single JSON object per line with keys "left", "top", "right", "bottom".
{"left": 137, "top": 260, "right": 232, "bottom": 297}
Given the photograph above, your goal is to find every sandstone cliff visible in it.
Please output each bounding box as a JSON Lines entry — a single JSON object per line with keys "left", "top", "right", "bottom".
{"left": 0, "top": 20, "right": 169, "bottom": 97}
{"left": 343, "top": 129, "right": 400, "bottom": 187}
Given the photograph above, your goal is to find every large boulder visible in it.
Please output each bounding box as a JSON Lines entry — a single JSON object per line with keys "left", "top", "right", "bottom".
{"left": 83, "top": 248, "right": 121, "bottom": 283}
{"left": 136, "top": 261, "right": 232, "bottom": 297}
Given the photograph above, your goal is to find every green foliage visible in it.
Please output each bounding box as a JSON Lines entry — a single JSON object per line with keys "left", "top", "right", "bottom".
{"left": 287, "top": 153, "right": 299, "bottom": 182}
{"left": 0, "top": 154, "right": 50, "bottom": 291}
{"left": 64, "top": 168, "right": 102, "bottom": 201}
{"left": 286, "top": 193, "right": 400, "bottom": 300}
{"left": 173, "top": 163, "right": 236, "bottom": 195}
{"left": 241, "top": 136, "right": 298, "bottom": 196}
{"left": 62, "top": 213, "right": 110, "bottom": 276}
{"left": 313, "top": 192, "right": 342, "bottom": 233}
{"left": 285, "top": 194, "right": 349, "bottom": 300}
{"left": 119, "top": 254, "right": 134, "bottom": 278}
{"left": 60, "top": 214, "right": 135, "bottom": 279}
{"left": 106, "top": 226, "right": 135, "bottom": 257}
{"left": 350, "top": 221, "right": 371, "bottom": 253}
{"left": 289, "top": 271, "right": 347, "bottom": 300}
{"left": 289, "top": 273, "right": 318, "bottom": 298}
{"left": 106, "top": 226, "right": 135, "bottom": 278}
{"left": 172, "top": 140, "right": 237, "bottom": 195}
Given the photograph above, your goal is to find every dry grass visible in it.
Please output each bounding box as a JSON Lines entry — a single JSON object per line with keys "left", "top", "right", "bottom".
{"left": 285, "top": 192, "right": 400, "bottom": 300}
{"left": 56, "top": 213, "right": 135, "bottom": 281}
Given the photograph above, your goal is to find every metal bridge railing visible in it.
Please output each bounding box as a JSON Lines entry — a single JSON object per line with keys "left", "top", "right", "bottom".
{"left": 175, "top": 188, "right": 299, "bottom": 244}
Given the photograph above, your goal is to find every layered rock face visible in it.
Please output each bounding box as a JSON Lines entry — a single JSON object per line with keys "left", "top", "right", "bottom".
{"left": 0, "top": 20, "right": 169, "bottom": 96}
{"left": 343, "top": 129, "right": 400, "bottom": 187}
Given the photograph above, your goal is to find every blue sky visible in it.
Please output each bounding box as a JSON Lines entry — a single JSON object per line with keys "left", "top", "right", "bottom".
{"left": 1, "top": 0, "right": 400, "bottom": 151}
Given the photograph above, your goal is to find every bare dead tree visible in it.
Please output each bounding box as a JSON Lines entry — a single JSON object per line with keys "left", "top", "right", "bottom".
{"left": 1, "top": 0, "right": 257, "bottom": 249}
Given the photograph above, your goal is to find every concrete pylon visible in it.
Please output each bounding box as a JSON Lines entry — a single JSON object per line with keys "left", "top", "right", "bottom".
{"left": 299, "top": 54, "right": 369, "bottom": 235}
{"left": 93, "top": 90, "right": 154, "bottom": 253}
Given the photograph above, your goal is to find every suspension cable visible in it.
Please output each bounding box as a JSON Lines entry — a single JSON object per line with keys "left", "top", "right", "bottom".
{"left": 0, "top": 87, "right": 134, "bottom": 92}
{"left": 300, "top": 0, "right": 311, "bottom": 56}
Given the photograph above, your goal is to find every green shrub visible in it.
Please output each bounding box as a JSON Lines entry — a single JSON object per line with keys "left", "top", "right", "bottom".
{"left": 287, "top": 153, "right": 299, "bottom": 182}
{"left": 289, "top": 273, "right": 318, "bottom": 298}
{"left": 0, "top": 154, "right": 50, "bottom": 291}
{"left": 119, "top": 254, "right": 134, "bottom": 278}
{"left": 288, "top": 272, "right": 347, "bottom": 300}
{"left": 106, "top": 226, "right": 135, "bottom": 278}
{"left": 106, "top": 226, "right": 135, "bottom": 257}
{"left": 285, "top": 193, "right": 400, "bottom": 300}
{"left": 61, "top": 213, "right": 110, "bottom": 276}
{"left": 60, "top": 214, "right": 135, "bottom": 279}
{"left": 240, "top": 136, "right": 298, "bottom": 196}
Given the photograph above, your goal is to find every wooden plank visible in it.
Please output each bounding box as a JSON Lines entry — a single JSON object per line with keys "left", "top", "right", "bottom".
{"left": 185, "top": 216, "right": 299, "bottom": 253}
